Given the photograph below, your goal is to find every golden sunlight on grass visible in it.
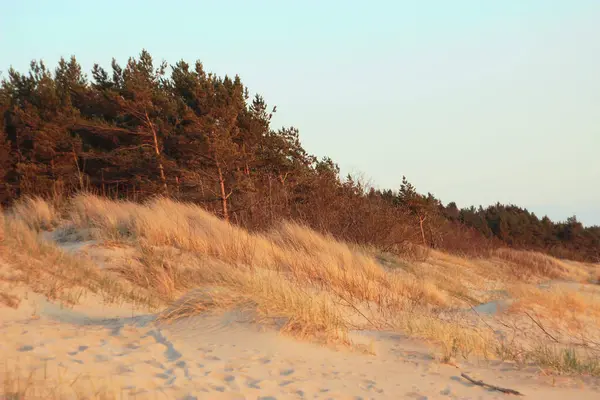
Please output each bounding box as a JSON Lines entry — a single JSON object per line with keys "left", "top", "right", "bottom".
{"left": 2, "top": 194, "right": 600, "bottom": 376}
{"left": 491, "top": 248, "right": 590, "bottom": 281}
{"left": 507, "top": 283, "right": 600, "bottom": 332}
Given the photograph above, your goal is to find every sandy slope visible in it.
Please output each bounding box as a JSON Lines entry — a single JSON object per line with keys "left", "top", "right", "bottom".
{"left": 2, "top": 289, "right": 599, "bottom": 400}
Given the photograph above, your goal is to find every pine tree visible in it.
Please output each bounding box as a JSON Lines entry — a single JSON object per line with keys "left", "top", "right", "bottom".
{"left": 170, "top": 60, "right": 248, "bottom": 221}
{"left": 398, "top": 176, "right": 432, "bottom": 246}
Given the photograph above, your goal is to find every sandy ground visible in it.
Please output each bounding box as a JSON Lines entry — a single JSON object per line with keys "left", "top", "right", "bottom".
{"left": 1, "top": 289, "right": 599, "bottom": 400}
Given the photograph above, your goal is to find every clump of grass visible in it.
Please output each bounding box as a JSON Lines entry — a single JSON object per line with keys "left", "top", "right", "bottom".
{"left": 1, "top": 213, "right": 159, "bottom": 310}
{"left": 528, "top": 346, "right": 600, "bottom": 376}
{"left": 69, "top": 195, "right": 276, "bottom": 266}
{"left": 107, "top": 242, "right": 196, "bottom": 302}
{"left": 10, "top": 196, "right": 60, "bottom": 232}
{"left": 391, "top": 310, "right": 494, "bottom": 362}
{"left": 159, "top": 264, "right": 350, "bottom": 344}
{"left": 268, "top": 222, "right": 450, "bottom": 309}
{"left": 2, "top": 365, "right": 36, "bottom": 400}
{"left": 68, "top": 194, "right": 139, "bottom": 240}
{"left": 1, "top": 362, "right": 118, "bottom": 399}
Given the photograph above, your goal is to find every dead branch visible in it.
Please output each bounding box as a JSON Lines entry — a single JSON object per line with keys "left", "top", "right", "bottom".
{"left": 523, "top": 311, "right": 559, "bottom": 343}
{"left": 460, "top": 373, "right": 524, "bottom": 396}
{"left": 331, "top": 287, "right": 390, "bottom": 330}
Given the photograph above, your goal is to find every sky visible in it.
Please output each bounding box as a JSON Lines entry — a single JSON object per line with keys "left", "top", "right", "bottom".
{"left": 1, "top": 0, "right": 599, "bottom": 226}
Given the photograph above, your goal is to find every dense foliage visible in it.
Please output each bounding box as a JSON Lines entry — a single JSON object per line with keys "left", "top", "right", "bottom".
{"left": 1, "top": 51, "right": 598, "bottom": 261}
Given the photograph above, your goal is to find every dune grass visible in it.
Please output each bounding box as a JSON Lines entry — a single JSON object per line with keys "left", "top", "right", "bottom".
{"left": 1, "top": 203, "right": 159, "bottom": 310}
{"left": 8, "top": 196, "right": 61, "bottom": 232}
{"left": 491, "top": 248, "right": 591, "bottom": 281}
{"left": 529, "top": 346, "right": 600, "bottom": 376}
{"left": 3, "top": 194, "right": 600, "bottom": 376}
{"left": 64, "top": 195, "right": 451, "bottom": 310}
{"left": 1, "top": 362, "right": 118, "bottom": 400}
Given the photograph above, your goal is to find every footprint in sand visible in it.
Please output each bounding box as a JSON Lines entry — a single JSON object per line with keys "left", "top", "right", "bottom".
{"left": 125, "top": 341, "right": 141, "bottom": 350}
{"left": 210, "top": 384, "right": 226, "bottom": 392}
{"left": 405, "top": 392, "right": 428, "bottom": 400}
{"left": 68, "top": 345, "right": 89, "bottom": 355}
{"left": 94, "top": 354, "right": 110, "bottom": 362}
{"left": 117, "top": 364, "right": 134, "bottom": 374}
{"left": 246, "top": 378, "right": 262, "bottom": 389}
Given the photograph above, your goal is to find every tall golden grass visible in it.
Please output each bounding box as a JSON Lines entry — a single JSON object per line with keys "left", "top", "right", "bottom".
{"left": 1, "top": 203, "right": 158, "bottom": 309}
{"left": 3, "top": 194, "right": 600, "bottom": 374}
{"left": 491, "top": 248, "right": 590, "bottom": 281}
{"left": 9, "top": 196, "right": 60, "bottom": 232}
{"left": 65, "top": 195, "right": 451, "bottom": 309}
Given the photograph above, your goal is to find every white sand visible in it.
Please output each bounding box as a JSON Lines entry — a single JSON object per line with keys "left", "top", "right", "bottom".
{"left": 2, "top": 288, "right": 600, "bottom": 399}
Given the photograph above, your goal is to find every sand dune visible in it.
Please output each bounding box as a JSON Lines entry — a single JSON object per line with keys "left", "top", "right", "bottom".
{"left": 2, "top": 289, "right": 599, "bottom": 399}
{"left": 2, "top": 195, "right": 600, "bottom": 399}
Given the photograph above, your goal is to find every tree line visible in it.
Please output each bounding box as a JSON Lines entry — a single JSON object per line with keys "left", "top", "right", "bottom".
{"left": 1, "top": 50, "right": 598, "bottom": 262}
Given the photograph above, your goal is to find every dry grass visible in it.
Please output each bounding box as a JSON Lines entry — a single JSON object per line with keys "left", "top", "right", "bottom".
{"left": 159, "top": 266, "right": 349, "bottom": 343}
{"left": 0, "top": 203, "right": 159, "bottom": 310}
{"left": 1, "top": 362, "right": 117, "bottom": 400}
{"left": 9, "top": 196, "right": 60, "bottom": 232}
{"left": 67, "top": 195, "right": 450, "bottom": 306}
{"left": 0, "top": 291, "right": 21, "bottom": 308}
{"left": 57, "top": 195, "right": 458, "bottom": 344}
{"left": 491, "top": 248, "right": 590, "bottom": 281}
{"left": 390, "top": 310, "right": 494, "bottom": 362}
{"left": 528, "top": 346, "right": 600, "bottom": 376}
{"left": 506, "top": 283, "right": 600, "bottom": 336}
{"left": 4, "top": 194, "right": 600, "bottom": 376}
{"left": 509, "top": 284, "right": 600, "bottom": 316}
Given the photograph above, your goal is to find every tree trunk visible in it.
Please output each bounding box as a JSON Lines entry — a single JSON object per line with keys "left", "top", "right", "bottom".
{"left": 72, "top": 145, "right": 84, "bottom": 191}
{"left": 268, "top": 174, "right": 273, "bottom": 223}
{"left": 419, "top": 215, "right": 428, "bottom": 247}
{"left": 101, "top": 170, "right": 106, "bottom": 197}
{"left": 278, "top": 173, "right": 290, "bottom": 212}
{"left": 216, "top": 160, "right": 229, "bottom": 222}
{"left": 145, "top": 111, "right": 168, "bottom": 195}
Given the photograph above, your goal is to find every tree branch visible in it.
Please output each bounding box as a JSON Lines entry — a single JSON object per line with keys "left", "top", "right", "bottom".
{"left": 524, "top": 311, "right": 559, "bottom": 343}
{"left": 460, "top": 373, "right": 524, "bottom": 396}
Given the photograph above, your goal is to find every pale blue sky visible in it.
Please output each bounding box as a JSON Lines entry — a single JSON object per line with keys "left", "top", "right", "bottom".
{"left": 1, "top": 1, "right": 599, "bottom": 225}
